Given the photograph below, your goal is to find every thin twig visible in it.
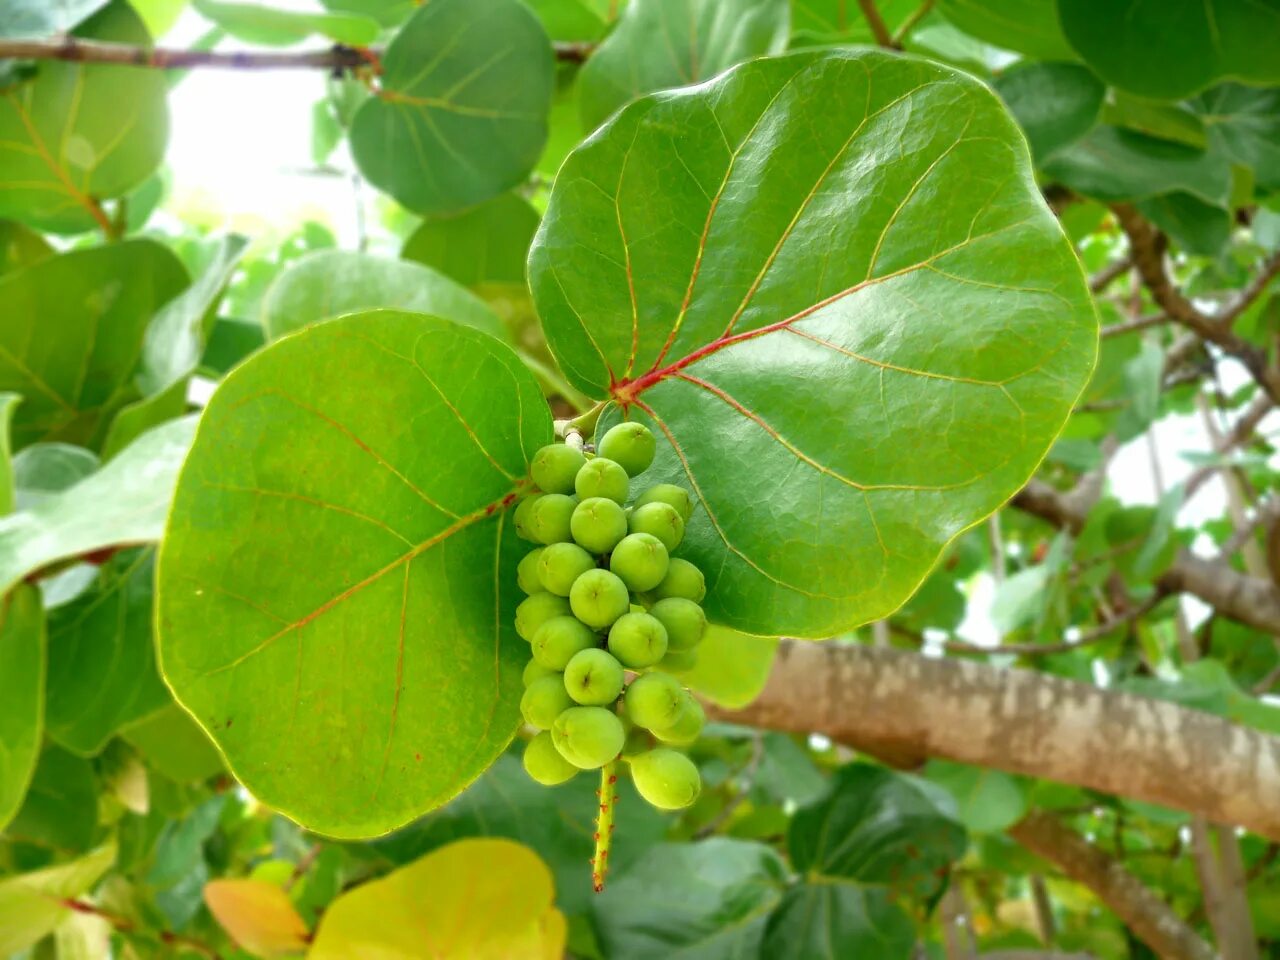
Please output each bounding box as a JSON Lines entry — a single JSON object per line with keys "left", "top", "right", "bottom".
{"left": 893, "top": 0, "right": 935, "bottom": 44}
{"left": 1100, "top": 313, "right": 1167, "bottom": 338}
{"left": 62, "top": 900, "right": 223, "bottom": 959}
{"left": 1090, "top": 255, "right": 1133, "bottom": 294}
{"left": 855, "top": 0, "right": 896, "bottom": 47}
{"left": 940, "top": 591, "right": 1166, "bottom": 657}
{"left": 694, "top": 733, "right": 765, "bottom": 839}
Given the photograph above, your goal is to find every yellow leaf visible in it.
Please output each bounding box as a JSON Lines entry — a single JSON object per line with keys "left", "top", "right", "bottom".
{"left": 308, "top": 838, "right": 566, "bottom": 960}
{"left": 204, "top": 879, "right": 309, "bottom": 957}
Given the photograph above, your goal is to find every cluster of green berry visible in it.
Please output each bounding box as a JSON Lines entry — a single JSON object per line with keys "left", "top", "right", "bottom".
{"left": 513, "top": 420, "right": 707, "bottom": 812}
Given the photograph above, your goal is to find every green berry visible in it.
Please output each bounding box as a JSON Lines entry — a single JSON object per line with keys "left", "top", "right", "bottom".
{"left": 649, "top": 597, "right": 706, "bottom": 652}
{"left": 624, "top": 672, "right": 685, "bottom": 731}
{"left": 659, "top": 647, "right": 699, "bottom": 671}
{"left": 563, "top": 648, "right": 626, "bottom": 706}
{"left": 521, "top": 675, "right": 574, "bottom": 729}
{"left": 531, "top": 443, "right": 586, "bottom": 495}
{"left": 523, "top": 731, "right": 578, "bottom": 786}
{"left": 654, "top": 558, "right": 705, "bottom": 602}
{"left": 569, "top": 569, "right": 631, "bottom": 629}
{"left": 597, "top": 422, "right": 655, "bottom": 477}
{"left": 574, "top": 458, "right": 629, "bottom": 504}
{"left": 628, "top": 502, "right": 684, "bottom": 552}
{"left": 523, "top": 658, "right": 558, "bottom": 687}
{"left": 530, "top": 494, "right": 577, "bottom": 545}
{"left": 517, "top": 548, "right": 544, "bottom": 595}
{"left": 654, "top": 692, "right": 704, "bottom": 745}
{"left": 515, "top": 593, "right": 571, "bottom": 642}
{"left": 570, "top": 497, "right": 628, "bottom": 554}
{"left": 630, "top": 748, "right": 700, "bottom": 810}
{"left": 537, "top": 542, "right": 596, "bottom": 597}
{"left": 513, "top": 494, "right": 543, "bottom": 542}
{"left": 552, "top": 706, "right": 625, "bottom": 769}
{"left": 607, "top": 612, "right": 669, "bottom": 669}
{"left": 531, "top": 616, "right": 597, "bottom": 670}
{"left": 635, "top": 483, "right": 693, "bottom": 522}
{"left": 609, "top": 533, "right": 669, "bottom": 592}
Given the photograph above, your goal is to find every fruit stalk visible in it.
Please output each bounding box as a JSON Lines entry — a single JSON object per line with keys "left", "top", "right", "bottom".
{"left": 592, "top": 760, "right": 619, "bottom": 893}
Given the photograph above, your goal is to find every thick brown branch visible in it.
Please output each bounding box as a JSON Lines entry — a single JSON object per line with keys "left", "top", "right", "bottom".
{"left": 1009, "top": 812, "right": 1216, "bottom": 960}
{"left": 711, "top": 643, "right": 1280, "bottom": 841}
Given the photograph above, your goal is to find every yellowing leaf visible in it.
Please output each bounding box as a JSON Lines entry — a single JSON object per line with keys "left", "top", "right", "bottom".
{"left": 204, "top": 879, "right": 309, "bottom": 958}
{"left": 308, "top": 838, "right": 565, "bottom": 960}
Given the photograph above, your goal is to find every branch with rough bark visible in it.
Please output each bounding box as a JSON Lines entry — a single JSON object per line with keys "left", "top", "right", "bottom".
{"left": 710, "top": 642, "right": 1280, "bottom": 841}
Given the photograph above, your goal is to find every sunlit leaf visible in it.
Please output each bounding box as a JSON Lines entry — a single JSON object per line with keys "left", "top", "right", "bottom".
{"left": 0, "top": 584, "right": 44, "bottom": 833}
{"left": 204, "top": 878, "right": 310, "bottom": 957}
{"left": 0, "top": 841, "right": 116, "bottom": 956}
{"left": 192, "top": 0, "right": 379, "bottom": 46}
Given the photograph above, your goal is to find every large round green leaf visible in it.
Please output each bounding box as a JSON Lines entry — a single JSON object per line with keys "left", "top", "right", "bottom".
{"left": 157, "top": 312, "right": 551, "bottom": 837}
{"left": 350, "top": 0, "right": 554, "bottom": 215}
{"left": 530, "top": 50, "right": 1097, "bottom": 637}
{"left": 1058, "top": 0, "right": 1280, "bottom": 101}
{"left": 0, "top": 3, "right": 169, "bottom": 233}
{"left": 993, "top": 61, "right": 1104, "bottom": 162}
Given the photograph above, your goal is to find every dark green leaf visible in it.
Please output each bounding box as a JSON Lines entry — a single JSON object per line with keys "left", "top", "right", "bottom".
{"left": 938, "top": 0, "right": 1074, "bottom": 59}
{"left": 157, "top": 313, "right": 551, "bottom": 837}
{"left": 993, "top": 61, "right": 1103, "bottom": 162}
{"left": 7, "top": 746, "right": 98, "bottom": 851}
{"left": 0, "top": 220, "right": 52, "bottom": 277}
{"left": 0, "top": 842, "right": 115, "bottom": 956}
{"left": 121, "top": 703, "right": 224, "bottom": 783}
{"left": 402, "top": 192, "right": 541, "bottom": 289}
{"left": 0, "top": 584, "right": 44, "bottom": 833}
{"left": 350, "top": 0, "right": 554, "bottom": 215}
{"left": 532, "top": 50, "right": 1097, "bottom": 636}
{"left": 1190, "top": 83, "right": 1280, "bottom": 194}
{"left": 148, "top": 795, "right": 225, "bottom": 887}
{"left": 762, "top": 884, "right": 915, "bottom": 960}
{"left": 1137, "top": 192, "right": 1231, "bottom": 258}
{"left": 202, "top": 317, "right": 265, "bottom": 376}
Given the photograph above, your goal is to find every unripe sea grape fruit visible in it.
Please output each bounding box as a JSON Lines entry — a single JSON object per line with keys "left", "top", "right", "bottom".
{"left": 648, "top": 597, "right": 706, "bottom": 651}
{"left": 515, "top": 593, "right": 572, "bottom": 641}
{"left": 552, "top": 706, "right": 625, "bottom": 769}
{"left": 654, "top": 691, "right": 705, "bottom": 745}
{"left": 530, "top": 493, "right": 577, "bottom": 545}
{"left": 630, "top": 748, "right": 701, "bottom": 809}
{"left": 574, "top": 457, "right": 629, "bottom": 504}
{"left": 628, "top": 501, "right": 684, "bottom": 552}
{"left": 531, "top": 615, "right": 597, "bottom": 670}
{"left": 635, "top": 483, "right": 693, "bottom": 522}
{"left": 659, "top": 647, "right": 699, "bottom": 671}
{"left": 517, "top": 548, "right": 544, "bottom": 595}
{"left": 607, "top": 611, "right": 669, "bottom": 668}
{"left": 537, "top": 542, "right": 596, "bottom": 596}
{"left": 513, "top": 494, "right": 543, "bottom": 542}
{"left": 524, "top": 731, "right": 578, "bottom": 786}
{"left": 654, "top": 558, "right": 706, "bottom": 602}
{"left": 570, "top": 497, "right": 629, "bottom": 554}
{"left": 609, "top": 532, "right": 669, "bottom": 592}
{"left": 521, "top": 675, "right": 575, "bottom": 729}
{"left": 597, "top": 422, "right": 655, "bottom": 477}
{"left": 531, "top": 443, "right": 586, "bottom": 495}
{"left": 569, "top": 568, "right": 631, "bottom": 629}
{"left": 624, "top": 671, "right": 685, "bottom": 731}
{"left": 563, "top": 648, "right": 626, "bottom": 705}
{"left": 523, "top": 658, "right": 558, "bottom": 687}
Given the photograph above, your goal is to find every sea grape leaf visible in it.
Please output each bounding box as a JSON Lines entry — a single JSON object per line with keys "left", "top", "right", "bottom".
{"left": 7, "top": 745, "right": 99, "bottom": 851}
{"left": 350, "top": 0, "right": 554, "bottom": 215}
{"left": 0, "top": 240, "right": 188, "bottom": 450}
{"left": 761, "top": 884, "right": 915, "bottom": 960}
{"left": 1138, "top": 192, "right": 1232, "bottom": 258}
{"left": 0, "top": 584, "right": 44, "bottom": 834}
{"left": 157, "top": 312, "right": 550, "bottom": 837}
{"left": 122, "top": 703, "right": 224, "bottom": 783}
{"left": 924, "top": 760, "right": 1029, "bottom": 833}
{"left": 191, "top": 0, "right": 379, "bottom": 46}
{"left": 578, "top": 0, "right": 790, "bottom": 131}
{"left": 401, "top": 192, "right": 542, "bottom": 289}
{"left": 0, "top": 841, "right": 116, "bottom": 956}
{"left": 309, "top": 838, "right": 565, "bottom": 959}
{"left": 0, "top": 415, "right": 197, "bottom": 595}
{"left": 0, "top": 0, "right": 110, "bottom": 38}
{"left": 532, "top": 50, "right": 1097, "bottom": 636}
{"left": 993, "top": 61, "right": 1104, "bottom": 162}
{"left": 669, "top": 625, "right": 778, "bottom": 709}
{"left": 1058, "top": 0, "right": 1280, "bottom": 101}
{"left": 0, "top": 393, "right": 17, "bottom": 514}
{"left": 0, "top": 3, "right": 170, "bottom": 233}
{"left": 0, "top": 220, "right": 52, "bottom": 276}
{"left": 45, "top": 547, "right": 169, "bottom": 756}
{"left": 790, "top": 0, "right": 921, "bottom": 46}
{"left": 260, "top": 250, "right": 505, "bottom": 343}
{"left": 936, "top": 0, "right": 1074, "bottom": 60}
{"left": 11, "top": 442, "right": 98, "bottom": 512}
{"left": 1189, "top": 83, "right": 1280, "bottom": 194}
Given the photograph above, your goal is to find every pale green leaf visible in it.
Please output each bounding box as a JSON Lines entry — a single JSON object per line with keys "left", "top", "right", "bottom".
{"left": 668, "top": 625, "right": 777, "bottom": 709}
{"left": 192, "top": 0, "right": 379, "bottom": 46}
{"left": 401, "top": 193, "right": 541, "bottom": 290}
{"left": 0, "top": 0, "right": 109, "bottom": 39}
{"left": 0, "top": 392, "right": 18, "bottom": 514}
{"left": 924, "top": 759, "right": 1028, "bottom": 833}
{"left": 937, "top": 0, "right": 1074, "bottom": 60}
{"left": 11, "top": 442, "right": 98, "bottom": 512}
{"left": 1103, "top": 94, "right": 1207, "bottom": 149}
{"left": 121, "top": 703, "right": 224, "bottom": 783}
{"left": 0, "top": 584, "right": 44, "bottom": 833}
{"left": 0, "top": 841, "right": 116, "bottom": 956}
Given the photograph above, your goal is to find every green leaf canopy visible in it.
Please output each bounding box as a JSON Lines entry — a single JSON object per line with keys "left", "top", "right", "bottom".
{"left": 531, "top": 50, "right": 1098, "bottom": 637}
{"left": 157, "top": 313, "right": 551, "bottom": 837}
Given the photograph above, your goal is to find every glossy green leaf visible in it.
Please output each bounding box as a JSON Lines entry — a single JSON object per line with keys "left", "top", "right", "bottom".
{"left": 1042, "top": 126, "right": 1231, "bottom": 207}
{"left": 669, "top": 625, "right": 778, "bottom": 709}
{"left": 0, "top": 0, "right": 109, "bottom": 39}
{"left": 0, "top": 3, "right": 169, "bottom": 233}
{"left": 593, "top": 838, "right": 787, "bottom": 959}
{"left": 762, "top": 885, "right": 915, "bottom": 959}
{"left": 578, "top": 0, "right": 789, "bottom": 131}
{"left": 0, "top": 841, "right": 115, "bottom": 956}
{"left": 0, "top": 416, "right": 197, "bottom": 595}
{"left": 401, "top": 193, "right": 541, "bottom": 290}
{"left": 7, "top": 745, "right": 98, "bottom": 851}
{"left": 533, "top": 50, "right": 1097, "bottom": 636}
{"left": 790, "top": 0, "right": 920, "bottom": 46}
{"left": 993, "top": 61, "right": 1104, "bottom": 162}
{"left": 260, "top": 250, "right": 504, "bottom": 342}
{"left": 937, "top": 0, "right": 1073, "bottom": 59}
{"left": 192, "top": 0, "right": 379, "bottom": 46}
{"left": 1058, "top": 0, "right": 1280, "bottom": 100}
{"left": 100, "top": 376, "right": 190, "bottom": 461}
{"left": 310, "top": 838, "right": 566, "bottom": 959}
{"left": 10, "top": 442, "right": 98, "bottom": 512}
{"left": 157, "top": 313, "right": 551, "bottom": 837}
{"left": 0, "top": 220, "right": 52, "bottom": 276}
{"left": 0, "top": 240, "right": 188, "bottom": 450}
{"left": 1191, "top": 83, "right": 1280, "bottom": 194}
{"left": 121, "top": 703, "right": 224, "bottom": 783}
{"left": 789, "top": 763, "right": 964, "bottom": 898}
{"left": 0, "top": 584, "right": 44, "bottom": 833}
{"left": 350, "top": 0, "right": 554, "bottom": 215}
{"left": 924, "top": 760, "right": 1028, "bottom": 833}
{"left": 45, "top": 548, "right": 168, "bottom": 757}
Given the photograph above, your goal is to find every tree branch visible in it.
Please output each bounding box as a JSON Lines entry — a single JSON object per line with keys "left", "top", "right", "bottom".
{"left": 855, "top": 0, "right": 896, "bottom": 47}
{"left": 1008, "top": 812, "right": 1217, "bottom": 960}
{"left": 1159, "top": 551, "right": 1280, "bottom": 636}
{"left": 710, "top": 642, "right": 1280, "bottom": 841}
